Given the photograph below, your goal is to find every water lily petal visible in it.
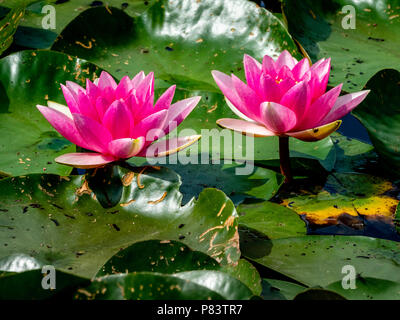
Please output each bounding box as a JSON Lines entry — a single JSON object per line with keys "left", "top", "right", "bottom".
{"left": 61, "top": 84, "right": 80, "bottom": 114}
{"left": 287, "top": 120, "right": 342, "bottom": 141}
{"left": 36, "top": 105, "right": 89, "bottom": 149}
{"left": 77, "top": 89, "right": 99, "bottom": 121}
{"left": 95, "top": 96, "right": 109, "bottom": 120}
{"left": 260, "top": 74, "right": 282, "bottom": 102}
{"left": 154, "top": 85, "right": 176, "bottom": 112}
{"left": 216, "top": 118, "right": 275, "bottom": 137}
{"left": 115, "top": 75, "right": 134, "bottom": 100}
{"left": 224, "top": 96, "right": 255, "bottom": 122}
{"left": 86, "top": 79, "right": 101, "bottom": 105}
{"left": 66, "top": 81, "right": 85, "bottom": 95}
{"left": 277, "top": 65, "right": 294, "bottom": 81}
{"left": 98, "top": 71, "right": 117, "bottom": 91}
{"left": 98, "top": 71, "right": 117, "bottom": 101}
{"left": 232, "top": 74, "right": 263, "bottom": 122}
{"left": 292, "top": 58, "right": 310, "bottom": 81}
{"left": 102, "top": 100, "right": 132, "bottom": 139}
{"left": 310, "top": 58, "right": 326, "bottom": 71}
{"left": 136, "top": 72, "right": 154, "bottom": 103}
{"left": 212, "top": 70, "right": 254, "bottom": 121}
{"left": 298, "top": 84, "right": 342, "bottom": 130}
{"left": 320, "top": 90, "right": 370, "bottom": 125}
{"left": 132, "top": 93, "right": 155, "bottom": 122}
{"left": 277, "top": 77, "right": 297, "bottom": 95}
{"left": 55, "top": 152, "right": 115, "bottom": 169}
{"left": 260, "top": 102, "right": 297, "bottom": 133}
{"left": 131, "top": 71, "right": 145, "bottom": 88}
{"left": 310, "top": 58, "right": 331, "bottom": 100}
{"left": 132, "top": 109, "right": 168, "bottom": 142}
{"left": 262, "top": 54, "right": 277, "bottom": 78}
{"left": 162, "top": 96, "right": 201, "bottom": 134}
{"left": 280, "top": 80, "right": 311, "bottom": 117}
{"left": 142, "top": 135, "right": 201, "bottom": 158}
{"left": 244, "top": 54, "right": 262, "bottom": 91}
{"left": 73, "top": 113, "right": 112, "bottom": 153}
{"left": 276, "top": 50, "right": 298, "bottom": 70}
{"left": 108, "top": 137, "right": 145, "bottom": 159}
{"left": 47, "top": 101, "right": 72, "bottom": 119}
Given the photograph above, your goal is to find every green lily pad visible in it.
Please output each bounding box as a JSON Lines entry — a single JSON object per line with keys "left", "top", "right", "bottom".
{"left": 352, "top": 69, "right": 400, "bottom": 176}
{"left": 395, "top": 204, "right": 400, "bottom": 234}
{"left": 96, "top": 240, "right": 220, "bottom": 276}
{"left": 294, "top": 288, "right": 346, "bottom": 300}
{"left": 282, "top": 0, "right": 400, "bottom": 92}
{"left": 237, "top": 201, "right": 306, "bottom": 239}
{"left": 0, "top": 165, "right": 240, "bottom": 278}
{"left": 244, "top": 235, "right": 400, "bottom": 287}
{"left": 1, "top": 1, "right": 36, "bottom": 9}
{"left": 222, "top": 258, "right": 262, "bottom": 296}
{"left": 330, "top": 133, "right": 375, "bottom": 173}
{"left": 130, "top": 155, "right": 284, "bottom": 205}
{"left": 261, "top": 279, "right": 307, "bottom": 300}
{"left": 173, "top": 270, "right": 254, "bottom": 300}
{"left": 75, "top": 272, "right": 226, "bottom": 300}
{"left": 52, "top": 0, "right": 302, "bottom": 91}
{"left": 2, "top": 0, "right": 156, "bottom": 50}
{"left": 0, "top": 7, "right": 24, "bottom": 55}
{"left": 0, "top": 268, "right": 89, "bottom": 300}
{"left": 326, "top": 277, "right": 400, "bottom": 300}
{"left": 0, "top": 50, "right": 104, "bottom": 177}
{"left": 95, "top": 239, "right": 261, "bottom": 298}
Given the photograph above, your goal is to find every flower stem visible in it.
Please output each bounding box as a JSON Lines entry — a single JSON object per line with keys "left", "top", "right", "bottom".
{"left": 279, "top": 136, "right": 292, "bottom": 183}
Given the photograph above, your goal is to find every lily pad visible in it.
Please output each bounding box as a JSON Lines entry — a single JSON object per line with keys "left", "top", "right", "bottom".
{"left": 0, "top": 50, "right": 103, "bottom": 177}
{"left": 0, "top": 7, "right": 24, "bottom": 55}
{"left": 261, "top": 279, "right": 307, "bottom": 300}
{"left": 3, "top": 0, "right": 156, "bottom": 49}
{"left": 173, "top": 270, "right": 254, "bottom": 300}
{"left": 283, "top": 0, "right": 400, "bottom": 92}
{"left": 0, "top": 165, "right": 240, "bottom": 278}
{"left": 293, "top": 288, "right": 346, "bottom": 300}
{"left": 222, "top": 258, "right": 262, "bottom": 296}
{"left": 352, "top": 69, "right": 400, "bottom": 176}
{"left": 130, "top": 155, "right": 284, "bottom": 205}
{"left": 244, "top": 235, "right": 400, "bottom": 287}
{"left": 0, "top": 268, "right": 89, "bottom": 300}
{"left": 237, "top": 201, "right": 306, "bottom": 239}
{"left": 326, "top": 277, "right": 400, "bottom": 300}
{"left": 96, "top": 240, "right": 220, "bottom": 276}
{"left": 52, "top": 0, "right": 303, "bottom": 90}
{"left": 330, "top": 132, "right": 375, "bottom": 173}
{"left": 75, "top": 272, "right": 226, "bottom": 300}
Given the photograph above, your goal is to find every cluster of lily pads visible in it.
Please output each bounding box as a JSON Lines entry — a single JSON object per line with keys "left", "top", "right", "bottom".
{"left": 0, "top": 0, "right": 399, "bottom": 300}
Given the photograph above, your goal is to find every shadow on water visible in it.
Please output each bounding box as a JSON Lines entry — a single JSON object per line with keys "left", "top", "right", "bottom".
{"left": 338, "top": 114, "right": 371, "bottom": 144}
{"left": 306, "top": 213, "right": 400, "bottom": 242}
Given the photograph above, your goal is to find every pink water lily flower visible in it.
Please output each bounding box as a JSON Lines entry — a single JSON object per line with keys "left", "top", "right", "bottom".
{"left": 37, "top": 71, "right": 201, "bottom": 169}
{"left": 212, "top": 50, "right": 370, "bottom": 141}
